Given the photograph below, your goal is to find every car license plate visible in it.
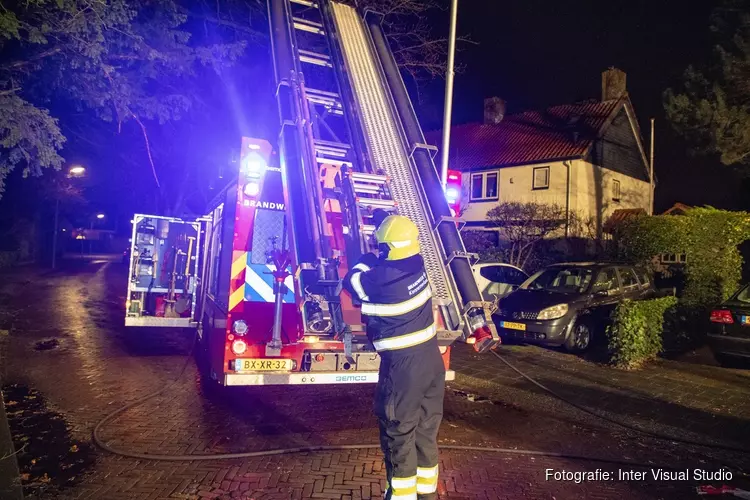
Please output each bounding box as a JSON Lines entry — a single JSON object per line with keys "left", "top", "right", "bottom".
{"left": 235, "top": 359, "right": 293, "bottom": 372}
{"left": 742, "top": 315, "right": 749, "bottom": 326}
{"left": 500, "top": 321, "right": 526, "bottom": 331}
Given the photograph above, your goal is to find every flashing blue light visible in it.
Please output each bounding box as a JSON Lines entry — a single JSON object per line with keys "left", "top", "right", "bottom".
{"left": 247, "top": 159, "right": 263, "bottom": 172}
{"left": 242, "top": 152, "right": 266, "bottom": 177}
{"left": 445, "top": 187, "right": 459, "bottom": 203}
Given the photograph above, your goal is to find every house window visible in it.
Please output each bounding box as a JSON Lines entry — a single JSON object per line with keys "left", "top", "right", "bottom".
{"left": 470, "top": 172, "right": 500, "bottom": 201}
{"left": 471, "top": 174, "right": 483, "bottom": 199}
{"left": 533, "top": 166, "right": 550, "bottom": 190}
{"left": 486, "top": 173, "right": 498, "bottom": 198}
{"left": 612, "top": 179, "right": 621, "bottom": 202}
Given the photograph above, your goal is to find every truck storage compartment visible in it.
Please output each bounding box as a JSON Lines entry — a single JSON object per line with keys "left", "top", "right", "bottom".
{"left": 125, "top": 214, "right": 202, "bottom": 327}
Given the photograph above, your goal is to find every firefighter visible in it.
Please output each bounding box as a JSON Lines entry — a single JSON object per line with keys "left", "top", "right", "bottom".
{"left": 341, "top": 214, "right": 443, "bottom": 500}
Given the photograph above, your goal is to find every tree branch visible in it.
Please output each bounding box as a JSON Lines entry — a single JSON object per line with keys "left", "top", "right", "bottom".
{"left": 192, "top": 13, "right": 266, "bottom": 39}
{"left": 1, "top": 47, "right": 62, "bottom": 71}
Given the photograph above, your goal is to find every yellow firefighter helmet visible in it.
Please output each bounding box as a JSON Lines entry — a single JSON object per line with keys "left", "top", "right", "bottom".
{"left": 375, "top": 215, "right": 420, "bottom": 261}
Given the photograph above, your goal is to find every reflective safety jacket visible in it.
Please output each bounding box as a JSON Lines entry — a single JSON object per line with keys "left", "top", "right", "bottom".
{"left": 342, "top": 252, "right": 436, "bottom": 354}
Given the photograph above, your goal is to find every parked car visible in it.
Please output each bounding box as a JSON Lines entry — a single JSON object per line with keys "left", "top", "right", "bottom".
{"left": 472, "top": 263, "right": 529, "bottom": 301}
{"left": 708, "top": 283, "right": 750, "bottom": 367}
{"left": 493, "top": 262, "right": 656, "bottom": 352}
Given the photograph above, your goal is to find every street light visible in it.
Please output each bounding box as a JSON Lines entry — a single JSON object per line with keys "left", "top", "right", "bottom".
{"left": 68, "top": 165, "right": 86, "bottom": 177}
{"left": 96, "top": 213, "right": 105, "bottom": 219}
{"left": 52, "top": 166, "right": 87, "bottom": 269}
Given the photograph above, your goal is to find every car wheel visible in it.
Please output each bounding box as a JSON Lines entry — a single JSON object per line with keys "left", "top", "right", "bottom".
{"left": 564, "top": 321, "right": 592, "bottom": 353}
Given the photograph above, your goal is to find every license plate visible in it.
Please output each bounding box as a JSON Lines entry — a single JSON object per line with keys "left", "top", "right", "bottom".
{"left": 742, "top": 316, "right": 749, "bottom": 325}
{"left": 500, "top": 321, "right": 526, "bottom": 331}
{"left": 235, "top": 359, "right": 293, "bottom": 372}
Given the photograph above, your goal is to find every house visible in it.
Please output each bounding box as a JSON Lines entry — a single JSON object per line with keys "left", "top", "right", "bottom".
{"left": 426, "top": 68, "right": 653, "bottom": 241}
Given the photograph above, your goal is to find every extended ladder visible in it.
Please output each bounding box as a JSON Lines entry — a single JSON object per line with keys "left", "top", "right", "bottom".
{"left": 288, "top": 0, "right": 398, "bottom": 253}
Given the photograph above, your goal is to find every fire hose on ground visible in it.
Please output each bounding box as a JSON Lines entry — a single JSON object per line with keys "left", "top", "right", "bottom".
{"left": 92, "top": 334, "right": 750, "bottom": 482}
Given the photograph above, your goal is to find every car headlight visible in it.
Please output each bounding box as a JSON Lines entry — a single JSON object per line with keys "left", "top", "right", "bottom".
{"left": 537, "top": 304, "right": 569, "bottom": 320}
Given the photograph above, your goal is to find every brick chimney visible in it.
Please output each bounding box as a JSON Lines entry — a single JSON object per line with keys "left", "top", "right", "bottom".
{"left": 484, "top": 97, "right": 506, "bottom": 125}
{"left": 602, "top": 67, "right": 626, "bottom": 101}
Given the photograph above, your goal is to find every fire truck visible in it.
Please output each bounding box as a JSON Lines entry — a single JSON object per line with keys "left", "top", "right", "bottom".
{"left": 124, "top": 0, "right": 499, "bottom": 386}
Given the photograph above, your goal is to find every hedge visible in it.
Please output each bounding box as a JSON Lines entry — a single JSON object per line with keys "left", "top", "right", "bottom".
{"left": 606, "top": 296, "right": 678, "bottom": 369}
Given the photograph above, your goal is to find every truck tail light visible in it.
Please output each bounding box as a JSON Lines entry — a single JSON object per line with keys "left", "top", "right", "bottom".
{"left": 231, "top": 339, "right": 248, "bottom": 355}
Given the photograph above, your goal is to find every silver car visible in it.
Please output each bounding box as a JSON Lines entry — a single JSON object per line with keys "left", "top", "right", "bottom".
{"left": 472, "top": 263, "right": 529, "bottom": 301}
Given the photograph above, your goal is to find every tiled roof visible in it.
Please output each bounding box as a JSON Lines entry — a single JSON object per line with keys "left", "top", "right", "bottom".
{"left": 425, "top": 99, "right": 622, "bottom": 171}
{"left": 603, "top": 208, "right": 647, "bottom": 232}
{"left": 661, "top": 203, "right": 692, "bottom": 215}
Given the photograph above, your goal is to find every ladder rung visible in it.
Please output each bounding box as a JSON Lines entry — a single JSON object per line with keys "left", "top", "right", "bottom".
{"left": 307, "top": 98, "right": 343, "bottom": 114}
{"left": 352, "top": 183, "right": 382, "bottom": 194}
{"left": 356, "top": 198, "right": 397, "bottom": 209}
{"left": 305, "top": 88, "right": 343, "bottom": 111}
{"left": 349, "top": 172, "right": 389, "bottom": 184}
{"left": 315, "top": 140, "right": 350, "bottom": 157}
{"left": 361, "top": 224, "right": 376, "bottom": 234}
{"left": 291, "top": 0, "right": 318, "bottom": 6}
{"left": 316, "top": 157, "right": 352, "bottom": 166}
{"left": 293, "top": 17, "right": 324, "bottom": 34}
{"left": 299, "top": 50, "right": 332, "bottom": 67}
{"left": 306, "top": 88, "right": 340, "bottom": 99}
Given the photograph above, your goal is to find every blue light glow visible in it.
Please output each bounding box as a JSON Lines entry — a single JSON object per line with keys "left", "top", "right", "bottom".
{"left": 242, "top": 152, "right": 266, "bottom": 178}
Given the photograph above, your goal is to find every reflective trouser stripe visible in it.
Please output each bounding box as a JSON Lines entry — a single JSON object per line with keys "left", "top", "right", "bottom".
{"left": 416, "top": 465, "right": 439, "bottom": 494}
{"left": 361, "top": 287, "right": 432, "bottom": 317}
{"left": 385, "top": 476, "right": 417, "bottom": 500}
{"left": 372, "top": 323, "right": 436, "bottom": 352}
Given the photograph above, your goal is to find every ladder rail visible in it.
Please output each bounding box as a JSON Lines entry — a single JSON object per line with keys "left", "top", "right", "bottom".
{"left": 327, "top": 2, "right": 461, "bottom": 320}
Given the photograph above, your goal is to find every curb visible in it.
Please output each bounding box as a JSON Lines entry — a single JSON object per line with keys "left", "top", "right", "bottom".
{"left": 0, "top": 332, "right": 23, "bottom": 500}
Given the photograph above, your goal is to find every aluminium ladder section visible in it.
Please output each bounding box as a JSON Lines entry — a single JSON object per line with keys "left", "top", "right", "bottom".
{"left": 288, "top": 0, "right": 398, "bottom": 254}
{"left": 329, "top": 2, "right": 461, "bottom": 328}
{"left": 285, "top": 0, "right": 399, "bottom": 343}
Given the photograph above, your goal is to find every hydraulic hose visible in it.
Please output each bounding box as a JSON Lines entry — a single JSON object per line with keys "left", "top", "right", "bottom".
{"left": 92, "top": 334, "right": 742, "bottom": 475}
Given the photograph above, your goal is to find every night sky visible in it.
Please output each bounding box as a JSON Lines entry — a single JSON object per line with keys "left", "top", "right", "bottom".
{"left": 415, "top": 0, "right": 746, "bottom": 212}
{"left": 1, "top": 0, "right": 746, "bottom": 228}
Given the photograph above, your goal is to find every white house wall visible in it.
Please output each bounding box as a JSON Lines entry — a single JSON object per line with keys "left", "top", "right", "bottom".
{"left": 460, "top": 159, "right": 650, "bottom": 231}
{"left": 574, "top": 161, "right": 650, "bottom": 224}
{"left": 460, "top": 160, "right": 572, "bottom": 222}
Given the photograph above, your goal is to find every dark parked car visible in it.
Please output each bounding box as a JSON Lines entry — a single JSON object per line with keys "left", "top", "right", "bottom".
{"left": 494, "top": 262, "right": 656, "bottom": 352}
{"left": 708, "top": 283, "right": 750, "bottom": 366}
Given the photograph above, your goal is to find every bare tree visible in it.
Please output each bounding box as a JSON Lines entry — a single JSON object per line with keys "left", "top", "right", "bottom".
{"left": 196, "top": 0, "right": 466, "bottom": 83}
{"left": 485, "top": 202, "right": 570, "bottom": 270}
{"left": 356, "top": 0, "right": 464, "bottom": 81}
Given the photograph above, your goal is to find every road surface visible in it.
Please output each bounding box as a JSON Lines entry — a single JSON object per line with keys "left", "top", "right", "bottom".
{"left": 0, "top": 257, "right": 747, "bottom": 499}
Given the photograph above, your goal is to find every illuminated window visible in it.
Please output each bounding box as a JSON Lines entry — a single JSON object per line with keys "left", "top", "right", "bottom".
{"left": 470, "top": 172, "right": 500, "bottom": 201}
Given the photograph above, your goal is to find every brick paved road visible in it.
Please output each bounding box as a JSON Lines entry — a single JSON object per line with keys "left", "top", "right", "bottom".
{"left": 1, "top": 258, "right": 749, "bottom": 499}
